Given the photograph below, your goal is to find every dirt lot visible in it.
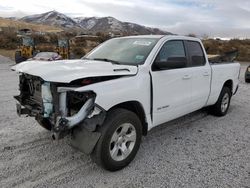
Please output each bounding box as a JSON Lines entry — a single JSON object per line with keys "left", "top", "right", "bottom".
{"left": 0, "top": 50, "right": 16, "bottom": 61}
{"left": 0, "top": 56, "right": 249, "bottom": 188}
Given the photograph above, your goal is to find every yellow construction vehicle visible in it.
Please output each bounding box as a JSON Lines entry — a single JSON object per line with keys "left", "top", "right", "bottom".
{"left": 55, "top": 39, "right": 70, "bottom": 59}
{"left": 15, "top": 36, "right": 36, "bottom": 63}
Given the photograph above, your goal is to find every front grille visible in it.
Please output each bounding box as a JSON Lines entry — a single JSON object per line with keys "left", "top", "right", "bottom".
{"left": 29, "top": 79, "right": 43, "bottom": 106}
{"left": 18, "top": 74, "right": 43, "bottom": 113}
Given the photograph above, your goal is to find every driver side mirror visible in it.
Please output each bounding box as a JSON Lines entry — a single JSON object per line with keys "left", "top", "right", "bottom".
{"left": 154, "top": 57, "right": 187, "bottom": 70}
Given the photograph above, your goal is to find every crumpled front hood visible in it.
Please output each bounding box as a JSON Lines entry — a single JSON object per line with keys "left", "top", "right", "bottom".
{"left": 11, "top": 59, "right": 138, "bottom": 83}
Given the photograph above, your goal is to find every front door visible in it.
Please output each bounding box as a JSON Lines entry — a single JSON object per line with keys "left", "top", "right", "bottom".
{"left": 151, "top": 40, "right": 193, "bottom": 127}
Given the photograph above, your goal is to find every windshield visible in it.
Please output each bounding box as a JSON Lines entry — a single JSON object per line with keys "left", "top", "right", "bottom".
{"left": 84, "top": 38, "right": 159, "bottom": 65}
{"left": 22, "top": 37, "right": 34, "bottom": 46}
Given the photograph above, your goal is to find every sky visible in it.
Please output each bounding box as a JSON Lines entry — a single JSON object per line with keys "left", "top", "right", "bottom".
{"left": 0, "top": 0, "right": 250, "bottom": 38}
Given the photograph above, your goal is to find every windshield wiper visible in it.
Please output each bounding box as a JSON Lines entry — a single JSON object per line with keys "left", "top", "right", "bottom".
{"left": 92, "top": 58, "right": 121, "bottom": 65}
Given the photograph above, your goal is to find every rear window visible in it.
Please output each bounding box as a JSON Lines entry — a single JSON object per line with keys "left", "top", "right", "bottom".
{"left": 186, "top": 41, "right": 205, "bottom": 66}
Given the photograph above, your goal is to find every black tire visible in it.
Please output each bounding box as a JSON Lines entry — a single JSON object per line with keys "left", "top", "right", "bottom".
{"left": 245, "top": 78, "right": 250, "bottom": 83}
{"left": 36, "top": 117, "right": 52, "bottom": 131}
{"left": 210, "top": 87, "right": 232, "bottom": 116}
{"left": 91, "top": 108, "right": 142, "bottom": 171}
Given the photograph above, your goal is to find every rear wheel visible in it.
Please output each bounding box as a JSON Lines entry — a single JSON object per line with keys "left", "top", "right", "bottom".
{"left": 91, "top": 108, "right": 142, "bottom": 171}
{"left": 246, "top": 78, "right": 250, "bottom": 83}
{"left": 210, "top": 87, "right": 232, "bottom": 116}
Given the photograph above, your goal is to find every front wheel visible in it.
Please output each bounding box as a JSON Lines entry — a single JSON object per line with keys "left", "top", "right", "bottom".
{"left": 210, "top": 87, "right": 232, "bottom": 116}
{"left": 91, "top": 108, "right": 142, "bottom": 171}
{"left": 36, "top": 117, "right": 52, "bottom": 131}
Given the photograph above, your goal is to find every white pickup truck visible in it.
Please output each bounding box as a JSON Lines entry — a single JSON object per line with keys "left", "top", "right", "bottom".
{"left": 12, "top": 35, "right": 240, "bottom": 171}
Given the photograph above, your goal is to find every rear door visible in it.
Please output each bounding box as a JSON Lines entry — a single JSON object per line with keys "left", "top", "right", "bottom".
{"left": 185, "top": 40, "right": 211, "bottom": 110}
{"left": 151, "top": 40, "right": 193, "bottom": 126}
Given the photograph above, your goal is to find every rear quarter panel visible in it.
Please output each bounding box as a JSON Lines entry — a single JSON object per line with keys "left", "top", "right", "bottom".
{"left": 206, "top": 62, "right": 240, "bottom": 106}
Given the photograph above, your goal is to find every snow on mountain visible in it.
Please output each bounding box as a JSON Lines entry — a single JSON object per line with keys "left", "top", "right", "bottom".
{"left": 20, "top": 11, "right": 77, "bottom": 28}
{"left": 20, "top": 11, "right": 171, "bottom": 35}
{"left": 75, "top": 16, "right": 170, "bottom": 35}
{"left": 74, "top": 17, "right": 100, "bottom": 30}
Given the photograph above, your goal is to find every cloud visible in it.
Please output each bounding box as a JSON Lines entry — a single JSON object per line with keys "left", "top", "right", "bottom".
{"left": 0, "top": 5, "right": 14, "bottom": 11}
{"left": 0, "top": 0, "right": 249, "bottom": 38}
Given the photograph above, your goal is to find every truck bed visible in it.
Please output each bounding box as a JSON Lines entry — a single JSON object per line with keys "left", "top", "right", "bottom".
{"left": 208, "top": 50, "right": 238, "bottom": 64}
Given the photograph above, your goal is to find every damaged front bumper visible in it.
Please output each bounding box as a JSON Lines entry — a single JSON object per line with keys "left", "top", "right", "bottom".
{"left": 15, "top": 76, "right": 106, "bottom": 154}
{"left": 52, "top": 90, "right": 95, "bottom": 139}
{"left": 53, "top": 88, "right": 106, "bottom": 154}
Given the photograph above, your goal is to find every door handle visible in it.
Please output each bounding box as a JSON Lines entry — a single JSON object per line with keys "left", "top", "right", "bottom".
{"left": 203, "top": 72, "right": 210, "bottom": 76}
{"left": 182, "top": 75, "right": 192, "bottom": 80}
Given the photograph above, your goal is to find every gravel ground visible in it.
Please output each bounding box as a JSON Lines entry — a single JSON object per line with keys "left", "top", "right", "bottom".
{"left": 0, "top": 57, "right": 249, "bottom": 188}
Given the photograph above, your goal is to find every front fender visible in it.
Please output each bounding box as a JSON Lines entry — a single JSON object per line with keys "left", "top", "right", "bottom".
{"left": 74, "top": 73, "right": 151, "bottom": 115}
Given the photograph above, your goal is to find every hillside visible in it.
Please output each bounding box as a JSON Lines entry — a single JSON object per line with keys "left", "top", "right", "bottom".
{"left": 0, "top": 17, "right": 63, "bottom": 33}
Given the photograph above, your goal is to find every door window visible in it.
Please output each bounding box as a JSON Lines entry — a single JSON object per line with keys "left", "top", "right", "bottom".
{"left": 186, "top": 41, "right": 206, "bottom": 66}
{"left": 153, "top": 40, "right": 187, "bottom": 70}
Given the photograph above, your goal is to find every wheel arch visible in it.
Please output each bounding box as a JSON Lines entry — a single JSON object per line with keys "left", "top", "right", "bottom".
{"left": 109, "top": 101, "right": 148, "bottom": 136}
{"left": 223, "top": 79, "right": 233, "bottom": 94}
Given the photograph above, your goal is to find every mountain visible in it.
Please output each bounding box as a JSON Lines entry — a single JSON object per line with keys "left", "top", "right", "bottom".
{"left": 19, "top": 11, "right": 171, "bottom": 35}
{"left": 20, "top": 11, "right": 77, "bottom": 28}
{"left": 6, "top": 17, "right": 18, "bottom": 20}
{"left": 74, "top": 16, "right": 170, "bottom": 35}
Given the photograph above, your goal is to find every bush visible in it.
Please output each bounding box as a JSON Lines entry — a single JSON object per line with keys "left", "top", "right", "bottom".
{"left": 203, "top": 39, "right": 250, "bottom": 61}
{"left": 96, "top": 32, "right": 110, "bottom": 43}
{"left": 71, "top": 47, "right": 85, "bottom": 58}
{"left": 0, "top": 30, "right": 19, "bottom": 49}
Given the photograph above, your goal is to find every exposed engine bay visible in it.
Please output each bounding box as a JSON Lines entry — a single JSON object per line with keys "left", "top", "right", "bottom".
{"left": 14, "top": 73, "right": 111, "bottom": 153}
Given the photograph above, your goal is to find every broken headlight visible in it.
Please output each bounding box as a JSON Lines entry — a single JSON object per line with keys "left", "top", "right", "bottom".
{"left": 67, "top": 91, "right": 96, "bottom": 116}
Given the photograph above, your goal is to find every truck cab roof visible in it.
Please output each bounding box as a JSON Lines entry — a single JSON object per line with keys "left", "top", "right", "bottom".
{"left": 120, "top": 35, "right": 201, "bottom": 42}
